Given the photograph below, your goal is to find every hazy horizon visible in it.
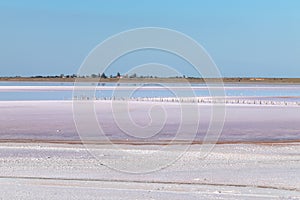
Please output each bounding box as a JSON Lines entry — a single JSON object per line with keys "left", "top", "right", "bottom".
{"left": 0, "top": 0, "right": 299, "bottom": 78}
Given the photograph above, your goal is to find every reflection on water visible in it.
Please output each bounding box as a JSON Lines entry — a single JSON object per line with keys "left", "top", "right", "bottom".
{"left": 0, "top": 81, "right": 300, "bottom": 102}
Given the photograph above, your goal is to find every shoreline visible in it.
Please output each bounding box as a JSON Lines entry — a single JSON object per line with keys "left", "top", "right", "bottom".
{"left": 1, "top": 77, "right": 300, "bottom": 84}
{"left": 0, "top": 99, "right": 299, "bottom": 108}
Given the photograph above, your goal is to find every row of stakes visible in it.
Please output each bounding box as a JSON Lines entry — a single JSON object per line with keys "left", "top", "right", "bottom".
{"left": 73, "top": 96, "right": 300, "bottom": 106}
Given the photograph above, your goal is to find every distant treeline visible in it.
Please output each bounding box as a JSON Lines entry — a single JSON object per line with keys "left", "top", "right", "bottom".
{"left": 1, "top": 74, "right": 300, "bottom": 83}
{"left": 6, "top": 72, "right": 192, "bottom": 79}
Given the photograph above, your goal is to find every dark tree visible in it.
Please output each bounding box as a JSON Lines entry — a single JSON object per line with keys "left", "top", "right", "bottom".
{"left": 100, "top": 73, "right": 107, "bottom": 79}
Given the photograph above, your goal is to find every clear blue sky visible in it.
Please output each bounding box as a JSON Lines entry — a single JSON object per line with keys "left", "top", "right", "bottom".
{"left": 0, "top": 0, "right": 299, "bottom": 77}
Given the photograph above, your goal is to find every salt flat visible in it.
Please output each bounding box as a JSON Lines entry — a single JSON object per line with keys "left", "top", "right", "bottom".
{"left": 0, "top": 143, "right": 299, "bottom": 199}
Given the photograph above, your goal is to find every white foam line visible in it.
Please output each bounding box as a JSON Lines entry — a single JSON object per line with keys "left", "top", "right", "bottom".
{"left": 0, "top": 99, "right": 298, "bottom": 108}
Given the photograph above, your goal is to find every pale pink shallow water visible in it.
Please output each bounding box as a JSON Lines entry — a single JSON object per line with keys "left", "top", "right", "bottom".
{"left": 0, "top": 101, "right": 300, "bottom": 143}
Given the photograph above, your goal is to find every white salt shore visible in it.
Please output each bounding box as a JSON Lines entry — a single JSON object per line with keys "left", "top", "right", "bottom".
{"left": 0, "top": 143, "right": 299, "bottom": 199}
{"left": 0, "top": 100, "right": 300, "bottom": 199}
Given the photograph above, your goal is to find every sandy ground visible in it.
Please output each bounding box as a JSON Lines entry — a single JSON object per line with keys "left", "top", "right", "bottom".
{"left": 0, "top": 143, "right": 299, "bottom": 199}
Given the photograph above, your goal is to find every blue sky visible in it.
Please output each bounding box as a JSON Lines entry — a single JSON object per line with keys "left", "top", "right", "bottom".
{"left": 0, "top": 0, "right": 299, "bottom": 77}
